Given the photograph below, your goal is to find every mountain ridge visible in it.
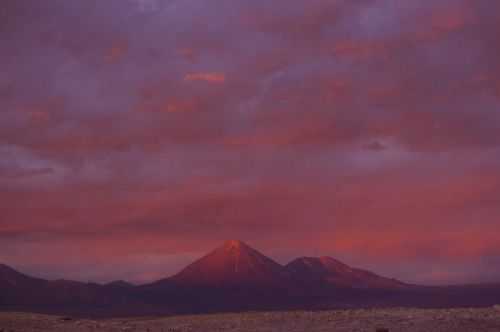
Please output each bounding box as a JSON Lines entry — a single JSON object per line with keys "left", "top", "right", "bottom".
{"left": 2, "top": 241, "right": 500, "bottom": 316}
{"left": 0, "top": 242, "right": 412, "bottom": 290}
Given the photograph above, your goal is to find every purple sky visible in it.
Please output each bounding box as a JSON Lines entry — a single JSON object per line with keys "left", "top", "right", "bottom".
{"left": 1, "top": 0, "right": 500, "bottom": 285}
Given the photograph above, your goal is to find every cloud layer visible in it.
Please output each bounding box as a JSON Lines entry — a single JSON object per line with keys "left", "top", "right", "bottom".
{"left": 1, "top": 0, "right": 500, "bottom": 285}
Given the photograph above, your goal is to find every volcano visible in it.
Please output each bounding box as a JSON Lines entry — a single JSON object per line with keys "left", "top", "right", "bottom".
{"left": 169, "top": 240, "right": 290, "bottom": 287}
{"left": 285, "top": 256, "right": 407, "bottom": 289}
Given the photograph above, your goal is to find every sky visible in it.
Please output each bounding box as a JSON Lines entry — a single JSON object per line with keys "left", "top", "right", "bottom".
{"left": 1, "top": 0, "right": 500, "bottom": 285}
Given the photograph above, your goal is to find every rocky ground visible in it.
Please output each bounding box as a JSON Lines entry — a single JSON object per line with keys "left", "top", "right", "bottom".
{"left": 1, "top": 307, "right": 500, "bottom": 332}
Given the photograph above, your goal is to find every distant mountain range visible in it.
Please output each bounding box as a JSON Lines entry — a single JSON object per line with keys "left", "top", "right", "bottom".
{"left": 161, "top": 240, "right": 404, "bottom": 289}
{"left": 2, "top": 240, "right": 500, "bottom": 317}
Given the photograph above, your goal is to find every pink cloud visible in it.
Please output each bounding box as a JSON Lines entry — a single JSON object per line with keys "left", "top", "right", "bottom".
{"left": 414, "top": 4, "right": 474, "bottom": 41}
{"left": 184, "top": 72, "right": 226, "bottom": 83}
{"left": 105, "top": 40, "right": 129, "bottom": 64}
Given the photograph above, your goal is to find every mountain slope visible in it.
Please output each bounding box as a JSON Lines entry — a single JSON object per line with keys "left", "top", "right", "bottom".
{"left": 0, "top": 264, "right": 45, "bottom": 287}
{"left": 169, "top": 240, "right": 289, "bottom": 287}
{"left": 0, "top": 264, "right": 48, "bottom": 306}
{"left": 0, "top": 264, "right": 138, "bottom": 310}
{"left": 285, "top": 257, "right": 407, "bottom": 289}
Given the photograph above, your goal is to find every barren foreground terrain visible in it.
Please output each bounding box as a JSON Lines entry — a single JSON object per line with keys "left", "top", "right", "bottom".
{"left": 1, "top": 307, "right": 500, "bottom": 332}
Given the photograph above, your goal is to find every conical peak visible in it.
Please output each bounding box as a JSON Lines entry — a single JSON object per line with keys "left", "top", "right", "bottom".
{"left": 171, "top": 239, "right": 286, "bottom": 286}
{"left": 222, "top": 240, "right": 246, "bottom": 251}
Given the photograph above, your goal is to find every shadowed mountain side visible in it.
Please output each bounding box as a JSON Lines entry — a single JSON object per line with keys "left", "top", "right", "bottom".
{"left": 0, "top": 264, "right": 152, "bottom": 316}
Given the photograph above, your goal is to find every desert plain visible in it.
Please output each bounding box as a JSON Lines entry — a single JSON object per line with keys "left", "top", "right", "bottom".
{"left": 2, "top": 307, "right": 500, "bottom": 332}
